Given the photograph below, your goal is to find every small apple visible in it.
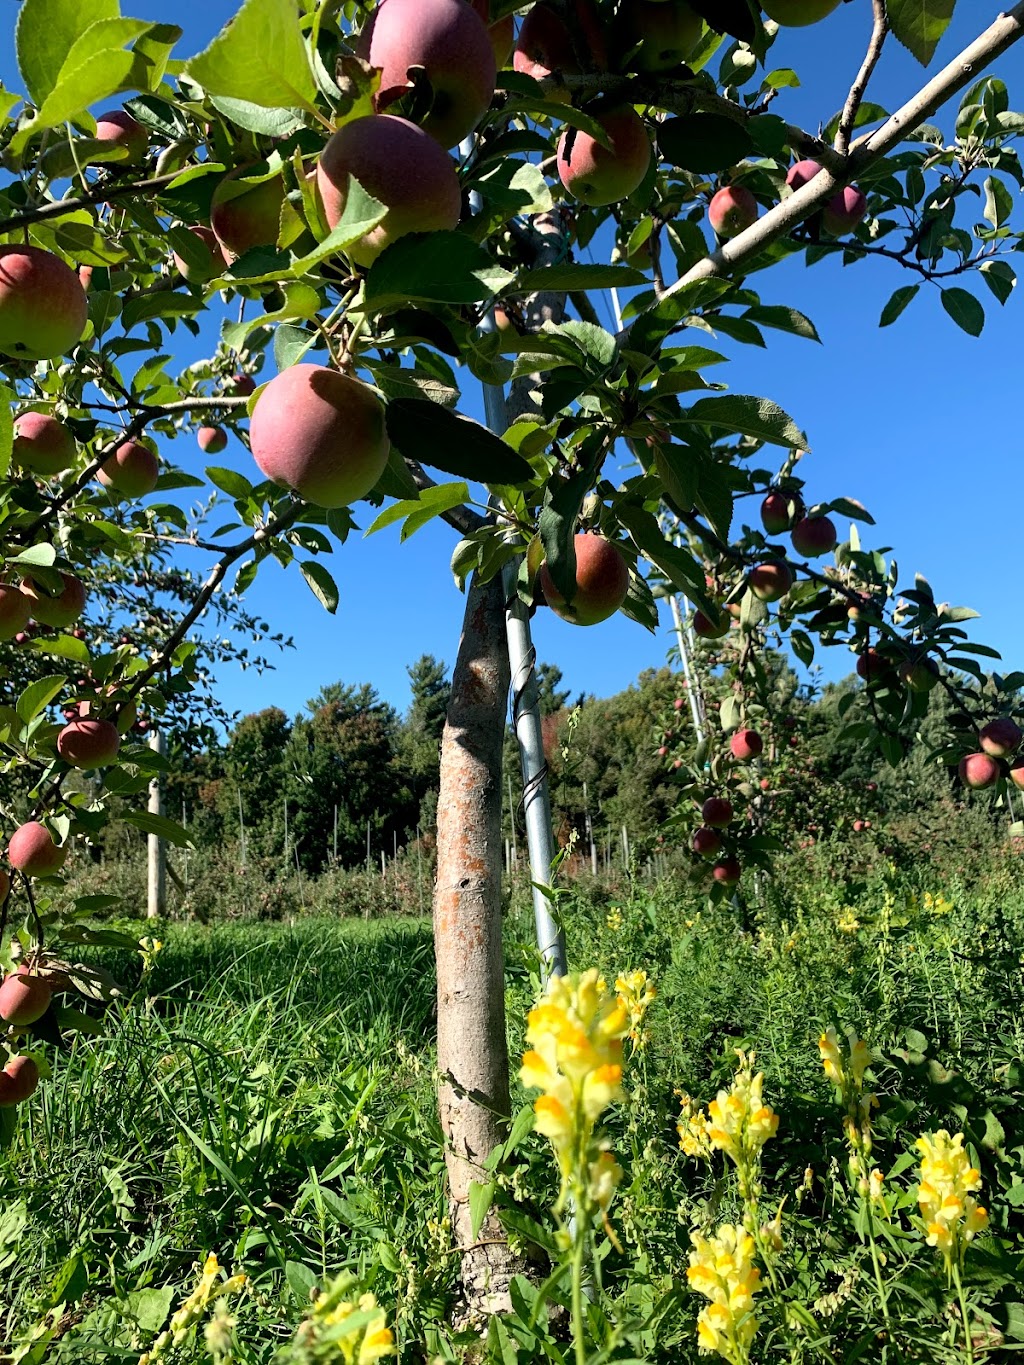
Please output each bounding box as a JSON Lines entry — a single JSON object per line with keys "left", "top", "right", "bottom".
{"left": 0, "top": 245, "right": 89, "bottom": 361}
{"left": 959, "top": 752, "right": 1000, "bottom": 790}
{"left": 228, "top": 373, "right": 255, "bottom": 398}
{"left": 57, "top": 718, "right": 121, "bottom": 770}
{"left": 979, "top": 717, "right": 1022, "bottom": 758}
{"left": 514, "top": 1, "right": 608, "bottom": 86}
{"left": 250, "top": 364, "right": 390, "bottom": 508}
{"left": 730, "top": 728, "right": 763, "bottom": 761}
{"left": 197, "top": 425, "right": 228, "bottom": 454}
{"left": 791, "top": 515, "right": 837, "bottom": 558}
{"left": 824, "top": 185, "right": 868, "bottom": 236}
{"left": 557, "top": 106, "right": 652, "bottom": 207}
{"left": 857, "top": 648, "right": 888, "bottom": 683}
{"left": 8, "top": 822, "right": 67, "bottom": 878}
{"left": 748, "top": 560, "right": 793, "bottom": 603}
{"left": 13, "top": 412, "right": 77, "bottom": 476}
{"left": 93, "top": 110, "right": 149, "bottom": 164}
{"left": 0, "top": 1055, "right": 40, "bottom": 1107}
{"left": 617, "top": 0, "right": 703, "bottom": 72}
{"left": 21, "top": 572, "right": 86, "bottom": 629}
{"left": 0, "top": 970, "right": 51, "bottom": 1026}
{"left": 538, "top": 534, "right": 630, "bottom": 626}
{"left": 709, "top": 185, "right": 758, "bottom": 238}
{"left": 210, "top": 167, "right": 286, "bottom": 261}
{"left": 172, "top": 226, "right": 228, "bottom": 283}
{"left": 0, "top": 585, "right": 32, "bottom": 641}
{"left": 693, "top": 608, "right": 729, "bottom": 639}
{"left": 1009, "top": 758, "right": 1024, "bottom": 791}
{"left": 98, "top": 439, "right": 160, "bottom": 497}
{"left": 702, "top": 797, "right": 733, "bottom": 828}
{"left": 786, "top": 159, "right": 823, "bottom": 191}
{"left": 692, "top": 826, "right": 723, "bottom": 859}
{"left": 316, "top": 115, "right": 462, "bottom": 268}
{"left": 712, "top": 856, "right": 742, "bottom": 886}
{"left": 761, "top": 490, "right": 802, "bottom": 535}
{"left": 898, "top": 656, "right": 940, "bottom": 693}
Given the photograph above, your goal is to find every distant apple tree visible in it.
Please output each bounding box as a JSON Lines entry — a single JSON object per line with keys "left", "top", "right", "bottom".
{"left": 0, "top": 0, "right": 1023, "bottom": 1311}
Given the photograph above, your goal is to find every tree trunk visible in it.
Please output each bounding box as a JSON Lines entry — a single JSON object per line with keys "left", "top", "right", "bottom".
{"left": 434, "top": 573, "right": 519, "bottom": 1320}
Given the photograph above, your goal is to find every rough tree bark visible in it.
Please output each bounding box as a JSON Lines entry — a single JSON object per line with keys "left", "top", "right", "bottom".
{"left": 433, "top": 574, "right": 518, "bottom": 1320}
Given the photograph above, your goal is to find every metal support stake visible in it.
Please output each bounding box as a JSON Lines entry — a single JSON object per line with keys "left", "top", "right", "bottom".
{"left": 147, "top": 728, "right": 166, "bottom": 920}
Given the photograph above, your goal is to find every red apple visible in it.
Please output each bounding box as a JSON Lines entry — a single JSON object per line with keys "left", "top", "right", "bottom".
{"left": 210, "top": 167, "right": 285, "bottom": 261}
{"left": 762, "top": 0, "right": 841, "bottom": 26}
{"left": 514, "top": 1, "right": 608, "bottom": 85}
{"left": 0, "top": 971, "right": 51, "bottom": 1026}
{"left": 172, "top": 225, "right": 228, "bottom": 283}
{"left": 761, "top": 490, "right": 802, "bottom": 534}
{"left": 92, "top": 110, "right": 148, "bottom": 164}
{"left": 979, "top": 717, "right": 1022, "bottom": 758}
{"left": 791, "top": 515, "right": 837, "bottom": 558}
{"left": 1009, "top": 759, "right": 1024, "bottom": 791}
{"left": 98, "top": 439, "right": 160, "bottom": 497}
{"left": 8, "top": 822, "right": 67, "bottom": 878}
{"left": 469, "top": 0, "right": 514, "bottom": 67}
{"left": 538, "top": 534, "right": 630, "bottom": 626}
{"left": 959, "top": 752, "right": 1000, "bottom": 790}
{"left": 197, "top": 425, "right": 227, "bottom": 454}
{"left": 359, "top": 0, "right": 497, "bottom": 149}
{"left": 709, "top": 185, "right": 758, "bottom": 238}
{"left": 748, "top": 560, "right": 793, "bottom": 603}
{"left": 557, "top": 106, "right": 652, "bottom": 207}
{"left": 316, "top": 115, "right": 462, "bottom": 268}
{"left": 823, "top": 185, "right": 868, "bottom": 236}
{"left": 13, "top": 412, "right": 77, "bottom": 476}
{"left": 692, "top": 826, "right": 722, "bottom": 859}
{"left": 21, "top": 572, "right": 86, "bottom": 629}
{"left": 857, "top": 648, "right": 888, "bottom": 683}
{"left": 0, "top": 245, "right": 89, "bottom": 361}
{"left": 0, "top": 1055, "right": 40, "bottom": 1107}
{"left": 786, "top": 159, "right": 823, "bottom": 191}
{"left": 730, "top": 728, "right": 763, "bottom": 761}
{"left": 852, "top": 819, "right": 866, "bottom": 833}
{"left": 228, "top": 373, "right": 255, "bottom": 397}
{"left": 898, "top": 656, "right": 940, "bottom": 694}
{"left": 250, "top": 364, "right": 390, "bottom": 508}
{"left": 0, "top": 585, "right": 32, "bottom": 641}
{"left": 702, "top": 797, "right": 733, "bottom": 828}
{"left": 57, "top": 718, "right": 121, "bottom": 770}
{"left": 712, "top": 856, "right": 742, "bottom": 886}
{"left": 693, "top": 608, "right": 729, "bottom": 639}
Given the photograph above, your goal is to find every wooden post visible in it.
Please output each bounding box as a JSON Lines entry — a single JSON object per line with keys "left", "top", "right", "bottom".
{"left": 147, "top": 729, "right": 166, "bottom": 920}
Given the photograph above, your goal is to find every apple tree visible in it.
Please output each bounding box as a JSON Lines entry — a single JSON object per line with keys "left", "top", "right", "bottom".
{"left": 0, "top": 0, "right": 1023, "bottom": 1315}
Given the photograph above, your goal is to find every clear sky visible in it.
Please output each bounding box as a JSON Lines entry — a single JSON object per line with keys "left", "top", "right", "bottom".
{"left": 2, "top": 3, "right": 1021, "bottom": 722}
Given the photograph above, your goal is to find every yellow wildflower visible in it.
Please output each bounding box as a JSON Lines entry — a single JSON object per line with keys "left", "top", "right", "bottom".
{"left": 916, "top": 1130, "right": 988, "bottom": 1270}
{"left": 706, "top": 1053, "right": 779, "bottom": 1164}
{"left": 819, "top": 1028, "right": 845, "bottom": 1087}
{"left": 139, "top": 1254, "right": 247, "bottom": 1364}
{"left": 283, "top": 1277, "right": 394, "bottom": 1364}
{"left": 677, "top": 1092, "right": 714, "bottom": 1159}
{"left": 605, "top": 907, "right": 624, "bottom": 932}
{"left": 687, "top": 1224, "right": 761, "bottom": 1363}
{"left": 616, "top": 969, "right": 656, "bottom": 1048}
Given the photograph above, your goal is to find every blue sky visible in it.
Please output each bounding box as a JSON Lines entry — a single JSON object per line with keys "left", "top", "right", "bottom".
{"left": 2, "top": 2, "right": 1022, "bottom": 722}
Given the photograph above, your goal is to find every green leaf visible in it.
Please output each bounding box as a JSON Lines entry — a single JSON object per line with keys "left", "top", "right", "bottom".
{"left": 17, "top": 674, "right": 67, "bottom": 724}
{"left": 983, "top": 175, "right": 1013, "bottom": 229}
{"left": 122, "top": 811, "right": 194, "bottom": 847}
{"left": 221, "top": 282, "right": 321, "bottom": 350}
{"left": 509, "top": 264, "right": 647, "bottom": 294}
{"left": 365, "top": 232, "right": 514, "bottom": 309}
{"left": 300, "top": 561, "right": 339, "bottom": 614}
{"left": 285, "top": 1261, "right": 318, "bottom": 1301}
{"left": 0, "top": 384, "right": 13, "bottom": 481}
{"left": 366, "top": 482, "right": 470, "bottom": 539}
{"left": 16, "top": 0, "right": 119, "bottom": 105}
{"left": 887, "top": 0, "right": 956, "bottom": 65}
{"left": 289, "top": 184, "right": 387, "bottom": 277}
{"left": 206, "top": 467, "right": 254, "bottom": 500}
{"left": 185, "top": 0, "right": 319, "bottom": 114}
{"left": 979, "top": 260, "right": 1016, "bottom": 305}
{"left": 34, "top": 24, "right": 146, "bottom": 132}
{"left": 385, "top": 400, "right": 532, "bottom": 484}
{"left": 880, "top": 285, "right": 919, "bottom": 327}
{"left": 210, "top": 96, "right": 307, "bottom": 137}
{"left": 469, "top": 1180, "right": 495, "bottom": 1241}
{"left": 742, "top": 306, "right": 820, "bottom": 343}
{"left": 657, "top": 113, "right": 755, "bottom": 172}
{"left": 7, "top": 543, "right": 57, "bottom": 569}
{"left": 684, "top": 395, "right": 806, "bottom": 448}
{"left": 941, "top": 287, "right": 984, "bottom": 337}
{"left": 26, "top": 634, "right": 90, "bottom": 665}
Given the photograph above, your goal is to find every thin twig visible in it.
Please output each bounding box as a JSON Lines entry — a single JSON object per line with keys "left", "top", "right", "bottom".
{"left": 836, "top": 0, "right": 890, "bottom": 156}
{"left": 0, "top": 172, "right": 187, "bottom": 236}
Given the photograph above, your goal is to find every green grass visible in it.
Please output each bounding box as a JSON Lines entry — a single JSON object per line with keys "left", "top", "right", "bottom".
{"left": 3, "top": 868, "right": 1024, "bottom": 1362}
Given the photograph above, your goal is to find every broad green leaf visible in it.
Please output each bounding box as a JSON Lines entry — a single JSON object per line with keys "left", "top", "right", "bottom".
{"left": 206, "top": 467, "right": 254, "bottom": 500}
{"left": 941, "top": 287, "right": 984, "bottom": 337}
{"left": 27, "top": 635, "right": 90, "bottom": 665}
{"left": 684, "top": 395, "right": 806, "bottom": 448}
{"left": 983, "top": 175, "right": 1013, "bottom": 229}
{"left": 742, "top": 306, "right": 820, "bottom": 343}
{"left": 289, "top": 178, "right": 387, "bottom": 275}
{"left": 221, "top": 282, "right": 321, "bottom": 350}
{"left": 510, "top": 264, "right": 646, "bottom": 295}
{"left": 979, "top": 260, "right": 1016, "bottom": 305}
{"left": 0, "top": 384, "right": 12, "bottom": 481}
{"left": 7, "top": 542, "right": 57, "bottom": 569}
{"left": 385, "top": 400, "right": 532, "bottom": 484}
{"left": 887, "top": 0, "right": 955, "bottom": 65}
{"left": 365, "top": 232, "right": 513, "bottom": 309}
{"left": 210, "top": 96, "right": 306, "bottom": 137}
{"left": 16, "top": 0, "right": 119, "bottom": 105}
{"left": 186, "top": 0, "right": 319, "bottom": 115}
{"left": 366, "top": 482, "right": 470, "bottom": 538}
{"left": 17, "top": 674, "right": 67, "bottom": 724}
{"left": 880, "top": 285, "right": 919, "bottom": 327}
{"left": 123, "top": 810, "right": 194, "bottom": 846}
{"left": 34, "top": 48, "right": 138, "bottom": 133}
{"left": 300, "top": 560, "right": 339, "bottom": 613}
{"left": 469, "top": 1180, "right": 496, "bottom": 1241}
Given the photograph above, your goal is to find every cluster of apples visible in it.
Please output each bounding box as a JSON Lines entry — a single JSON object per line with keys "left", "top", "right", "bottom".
{"left": 709, "top": 160, "right": 868, "bottom": 244}
{"left": 0, "top": 965, "right": 51, "bottom": 1108}
{"left": 958, "top": 718, "right": 1024, "bottom": 792}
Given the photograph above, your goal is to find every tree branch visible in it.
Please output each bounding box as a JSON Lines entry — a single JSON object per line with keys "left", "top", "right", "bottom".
{"left": 675, "top": 1, "right": 1024, "bottom": 289}
{"left": 835, "top": 0, "right": 889, "bottom": 156}
{"left": 0, "top": 172, "right": 186, "bottom": 236}
{"left": 403, "top": 458, "right": 487, "bottom": 535}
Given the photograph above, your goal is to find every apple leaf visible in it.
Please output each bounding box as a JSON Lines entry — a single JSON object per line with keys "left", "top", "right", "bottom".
{"left": 887, "top": 0, "right": 956, "bottom": 66}
{"left": 300, "top": 561, "right": 339, "bottom": 614}
{"left": 366, "top": 483, "right": 470, "bottom": 540}
{"left": 26, "top": 635, "right": 91, "bottom": 665}
{"left": 385, "top": 400, "right": 532, "bottom": 484}
{"left": 365, "top": 233, "right": 514, "bottom": 309}
{"left": 17, "top": 675, "right": 67, "bottom": 724}
{"left": 880, "top": 284, "right": 920, "bottom": 327}
{"left": 684, "top": 395, "right": 807, "bottom": 448}
{"left": 123, "top": 811, "right": 194, "bottom": 847}
{"left": 941, "top": 287, "right": 985, "bottom": 337}
{"left": 509, "top": 264, "right": 647, "bottom": 295}
{"left": 206, "top": 468, "right": 254, "bottom": 501}
{"left": 658, "top": 114, "right": 755, "bottom": 173}
{"left": 742, "top": 306, "right": 821, "bottom": 343}
{"left": 16, "top": 0, "right": 118, "bottom": 105}
{"left": 186, "top": 0, "right": 319, "bottom": 116}
{"left": 0, "top": 384, "right": 12, "bottom": 482}
{"left": 288, "top": 178, "right": 387, "bottom": 276}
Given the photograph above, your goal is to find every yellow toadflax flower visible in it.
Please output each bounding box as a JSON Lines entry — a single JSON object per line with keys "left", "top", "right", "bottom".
{"left": 615, "top": 969, "right": 656, "bottom": 1048}
{"left": 916, "top": 1130, "right": 988, "bottom": 1271}
{"left": 677, "top": 1091, "right": 714, "bottom": 1160}
{"left": 138, "top": 1254, "right": 247, "bottom": 1364}
{"left": 282, "top": 1276, "right": 395, "bottom": 1364}
{"left": 706, "top": 1052, "right": 779, "bottom": 1167}
{"left": 520, "top": 969, "right": 631, "bottom": 1219}
{"left": 687, "top": 1224, "right": 761, "bottom": 1364}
